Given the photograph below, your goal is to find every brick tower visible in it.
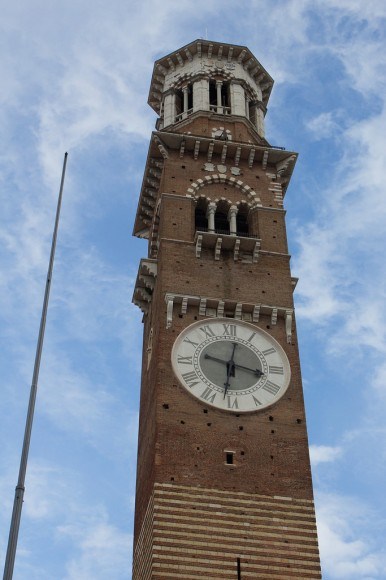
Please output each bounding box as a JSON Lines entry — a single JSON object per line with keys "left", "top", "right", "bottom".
{"left": 132, "top": 39, "right": 322, "bottom": 579}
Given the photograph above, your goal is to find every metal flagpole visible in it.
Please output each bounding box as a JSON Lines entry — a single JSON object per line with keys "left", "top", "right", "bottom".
{"left": 3, "top": 152, "right": 68, "bottom": 580}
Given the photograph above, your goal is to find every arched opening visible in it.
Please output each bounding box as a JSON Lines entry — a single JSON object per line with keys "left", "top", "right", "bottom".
{"left": 187, "top": 86, "right": 193, "bottom": 111}
{"left": 209, "top": 81, "right": 217, "bottom": 109}
{"left": 195, "top": 198, "right": 208, "bottom": 231}
{"left": 175, "top": 85, "right": 193, "bottom": 121}
{"left": 215, "top": 201, "right": 230, "bottom": 234}
{"left": 236, "top": 204, "right": 249, "bottom": 236}
{"left": 221, "top": 82, "right": 230, "bottom": 109}
{"left": 248, "top": 100, "right": 257, "bottom": 126}
{"left": 209, "top": 80, "right": 231, "bottom": 114}
{"left": 175, "top": 90, "right": 183, "bottom": 118}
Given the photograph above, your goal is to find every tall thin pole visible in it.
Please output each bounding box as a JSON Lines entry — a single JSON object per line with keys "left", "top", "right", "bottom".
{"left": 3, "top": 152, "right": 68, "bottom": 580}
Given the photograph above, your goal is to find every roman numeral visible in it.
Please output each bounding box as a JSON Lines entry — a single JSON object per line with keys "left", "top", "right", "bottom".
{"left": 183, "top": 337, "right": 199, "bottom": 348}
{"left": 200, "top": 387, "right": 216, "bottom": 404}
{"left": 269, "top": 365, "right": 284, "bottom": 375}
{"left": 262, "top": 347, "right": 276, "bottom": 356}
{"left": 252, "top": 395, "right": 262, "bottom": 406}
{"left": 200, "top": 325, "right": 215, "bottom": 338}
{"left": 182, "top": 371, "right": 200, "bottom": 388}
{"left": 222, "top": 324, "right": 237, "bottom": 337}
{"left": 262, "top": 381, "right": 280, "bottom": 396}
{"left": 227, "top": 396, "right": 239, "bottom": 409}
{"left": 247, "top": 332, "right": 256, "bottom": 342}
{"left": 177, "top": 355, "right": 193, "bottom": 365}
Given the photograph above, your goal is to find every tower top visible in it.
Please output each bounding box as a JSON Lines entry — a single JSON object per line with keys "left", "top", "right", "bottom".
{"left": 148, "top": 39, "right": 274, "bottom": 135}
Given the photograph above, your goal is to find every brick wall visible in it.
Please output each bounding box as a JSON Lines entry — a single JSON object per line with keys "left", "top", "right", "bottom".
{"left": 132, "top": 113, "right": 321, "bottom": 577}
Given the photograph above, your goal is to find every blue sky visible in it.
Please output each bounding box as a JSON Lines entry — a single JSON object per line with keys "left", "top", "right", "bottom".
{"left": 1, "top": 1, "right": 386, "bottom": 578}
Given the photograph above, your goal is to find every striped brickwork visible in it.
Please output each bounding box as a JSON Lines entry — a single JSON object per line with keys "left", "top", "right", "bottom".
{"left": 132, "top": 492, "right": 154, "bottom": 580}
{"left": 133, "top": 482, "right": 321, "bottom": 579}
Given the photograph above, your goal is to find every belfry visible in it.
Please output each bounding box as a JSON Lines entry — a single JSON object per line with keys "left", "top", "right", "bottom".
{"left": 132, "top": 39, "right": 322, "bottom": 579}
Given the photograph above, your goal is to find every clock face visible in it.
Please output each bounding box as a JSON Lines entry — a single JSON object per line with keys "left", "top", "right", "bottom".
{"left": 171, "top": 318, "right": 291, "bottom": 413}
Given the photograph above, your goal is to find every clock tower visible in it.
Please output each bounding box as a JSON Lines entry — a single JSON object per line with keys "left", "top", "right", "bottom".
{"left": 132, "top": 40, "right": 322, "bottom": 579}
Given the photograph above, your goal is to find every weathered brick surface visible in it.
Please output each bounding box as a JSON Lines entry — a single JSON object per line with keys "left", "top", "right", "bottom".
{"left": 133, "top": 484, "right": 321, "bottom": 579}
{"left": 163, "top": 110, "right": 268, "bottom": 146}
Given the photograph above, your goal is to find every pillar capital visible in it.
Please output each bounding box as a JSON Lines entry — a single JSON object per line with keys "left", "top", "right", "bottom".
{"left": 227, "top": 205, "right": 238, "bottom": 218}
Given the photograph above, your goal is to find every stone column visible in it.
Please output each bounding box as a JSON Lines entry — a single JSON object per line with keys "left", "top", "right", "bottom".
{"left": 216, "top": 80, "right": 223, "bottom": 114}
{"left": 228, "top": 205, "right": 238, "bottom": 236}
{"left": 206, "top": 202, "right": 216, "bottom": 232}
{"left": 193, "top": 78, "right": 209, "bottom": 112}
{"left": 229, "top": 81, "right": 245, "bottom": 116}
{"left": 163, "top": 91, "right": 176, "bottom": 128}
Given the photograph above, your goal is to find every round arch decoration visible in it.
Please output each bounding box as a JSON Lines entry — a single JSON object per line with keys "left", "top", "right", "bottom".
{"left": 186, "top": 174, "right": 262, "bottom": 207}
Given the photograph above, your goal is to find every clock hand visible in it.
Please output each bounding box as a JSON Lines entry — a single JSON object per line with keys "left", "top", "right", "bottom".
{"left": 205, "top": 354, "right": 263, "bottom": 378}
{"left": 224, "top": 343, "right": 237, "bottom": 398}
{"left": 204, "top": 354, "right": 228, "bottom": 365}
{"left": 233, "top": 362, "right": 264, "bottom": 377}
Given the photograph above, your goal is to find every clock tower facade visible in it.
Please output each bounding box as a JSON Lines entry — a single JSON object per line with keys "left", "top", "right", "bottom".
{"left": 132, "top": 40, "right": 322, "bottom": 579}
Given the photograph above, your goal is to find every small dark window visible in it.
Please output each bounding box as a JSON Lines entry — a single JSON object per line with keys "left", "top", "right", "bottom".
{"left": 226, "top": 452, "right": 234, "bottom": 465}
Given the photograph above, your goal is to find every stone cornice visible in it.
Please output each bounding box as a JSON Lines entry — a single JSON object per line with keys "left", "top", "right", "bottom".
{"left": 148, "top": 39, "right": 274, "bottom": 114}
{"left": 163, "top": 292, "right": 294, "bottom": 344}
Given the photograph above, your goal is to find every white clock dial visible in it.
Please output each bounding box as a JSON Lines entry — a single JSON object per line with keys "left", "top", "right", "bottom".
{"left": 171, "top": 318, "right": 291, "bottom": 413}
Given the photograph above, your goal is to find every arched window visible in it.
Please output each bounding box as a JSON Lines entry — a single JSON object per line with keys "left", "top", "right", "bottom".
{"left": 236, "top": 204, "right": 249, "bottom": 236}
{"left": 209, "top": 80, "right": 231, "bottom": 114}
{"left": 195, "top": 198, "right": 208, "bottom": 231}
{"left": 221, "top": 82, "right": 230, "bottom": 109}
{"left": 209, "top": 81, "right": 217, "bottom": 109}
{"left": 175, "top": 84, "right": 193, "bottom": 121}
{"left": 215, "top": 201, "right": 230, "bottom": 234}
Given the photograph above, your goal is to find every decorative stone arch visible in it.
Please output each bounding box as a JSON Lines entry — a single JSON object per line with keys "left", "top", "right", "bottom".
{"left": 187, "top": 174, "right": 262, "bottom": 207}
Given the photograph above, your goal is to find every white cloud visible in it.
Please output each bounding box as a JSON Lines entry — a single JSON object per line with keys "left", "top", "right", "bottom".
{"left": 316, "top": 492, "right": 386, "bottom": 578}
{"left": 372, "top": 362, "right": 386, "bottom": 398}
{"left": 295, "top": 104, "right": 386, "bottom": 349}
{"left": 35, "top": 346, "right": 139, "bottom": 458}
{"left": 310, "top": 444, "right": 343, "bottom": 466}
{"left": 23, "top": 462, "right": 74, "bottom": 520}
{"left": 60, "top": 519, "right": 132, "bottom": 580}
{"left": 306, "top": 112, "right": 343, "bottom": 140}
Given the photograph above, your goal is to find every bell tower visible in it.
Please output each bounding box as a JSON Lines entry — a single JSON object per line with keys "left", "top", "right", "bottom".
{"left": 132, "top": 40, "right": 322, "bottom": 579}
